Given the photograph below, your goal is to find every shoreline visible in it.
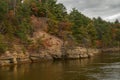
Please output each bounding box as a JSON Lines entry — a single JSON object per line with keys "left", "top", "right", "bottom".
{"left": 0, "top": 47, "right": 119, "bottom": 67}
{"left": 101, "top": 47, "right": 120, "bottom": 53}
{"left": 0, "top": 47, "right": 100, "bottom": 66}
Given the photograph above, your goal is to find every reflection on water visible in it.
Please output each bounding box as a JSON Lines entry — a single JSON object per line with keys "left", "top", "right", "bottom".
{"left": 0, "top": 53, "right": 120, "bottom": 80}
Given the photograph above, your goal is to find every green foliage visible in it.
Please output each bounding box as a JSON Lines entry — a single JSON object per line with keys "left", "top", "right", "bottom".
{"left": 0, "top": 34, "right": 8, "bottom": 54}
{"left": 15, "top": 19, "right": 33, "bottom": 43}
{"left": 115, "top": 30, "right": 120, "bottom": 41}
{"left": 0, "top": 43, "right": 8, "bottom": 54}
{"left": 47, "top": 19, "right": 59, "bottom": 35}
{"left": 0, "top": 0, "right": 8, "bottom": 21}
{"left": 93, "top": 17, "right": 114, "bottom": 47}
{"left": 16, "top": 1, "right": 31, "bottom": 19}
{"left": 69, "top": 8, "right": 93, "bottom": 44}
{"left": 45, "top": 0, "right": 67, "bottom": 21}
{"left": 0, "top": 0, "right": 120, "bottom": 50}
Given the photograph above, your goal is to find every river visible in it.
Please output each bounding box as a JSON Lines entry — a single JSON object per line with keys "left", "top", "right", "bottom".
{"left": 0, "top": 52, "right": 120, "bottom": 80}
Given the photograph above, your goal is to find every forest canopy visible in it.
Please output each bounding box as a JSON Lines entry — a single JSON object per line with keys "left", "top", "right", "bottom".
{"left": 0, "top": 0, "right": 120, "bottom": 53}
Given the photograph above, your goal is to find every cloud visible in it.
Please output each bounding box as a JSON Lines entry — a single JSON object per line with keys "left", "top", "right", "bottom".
{"left": 104, "top": 13, "right": 120, "bottom": 22}
{"left": 105, "top": 13, "right": 120, "bottom": 20}
{"left": 57, "top": 0, "right": 120, "bottom": 22}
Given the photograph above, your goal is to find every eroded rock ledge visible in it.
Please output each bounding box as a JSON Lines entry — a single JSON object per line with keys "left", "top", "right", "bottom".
{"left": 0, "top": 47, "right": 100, "bottom": 66}
{"left": 0, "top": 28, "right": 100, "bottom": 66}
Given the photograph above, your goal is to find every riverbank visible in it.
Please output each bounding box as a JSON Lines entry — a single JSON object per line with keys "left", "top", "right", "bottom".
{"left": 1, "top": 52, "right": 119, "bottom": 80}
{"left": 101, "top": 47, "right": 120, "bottom": 53}
{"left": 0, "top": 16, "right": 119, "bottom": 66}
{"left": 1, "top": 47, "right": 120, "bottom": 66}
{"left": 0, "top": 47, "right": 100, "bottom": 66}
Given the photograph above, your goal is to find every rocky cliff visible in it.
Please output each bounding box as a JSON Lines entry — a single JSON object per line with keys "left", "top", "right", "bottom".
{"left": 0, "top": 17, "right": 100, "bottom": 66}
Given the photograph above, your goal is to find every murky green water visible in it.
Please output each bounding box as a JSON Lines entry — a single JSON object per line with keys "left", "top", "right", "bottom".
{"left": 0, "top": 53, "right": 120, "bottom": 80}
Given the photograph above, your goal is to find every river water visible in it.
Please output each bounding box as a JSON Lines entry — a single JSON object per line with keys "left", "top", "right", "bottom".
{"left": 0, "top": 53, "right": 120, "bottom": 80}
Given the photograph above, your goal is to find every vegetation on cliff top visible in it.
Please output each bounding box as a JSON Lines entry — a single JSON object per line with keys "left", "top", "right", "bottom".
{"left": 0, "top": 0, "right": 120, "bottom": 54}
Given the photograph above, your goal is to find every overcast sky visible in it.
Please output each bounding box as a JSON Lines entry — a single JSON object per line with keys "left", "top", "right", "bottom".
{"left": 57, "top": 0, "right": 120, "bottom": 22}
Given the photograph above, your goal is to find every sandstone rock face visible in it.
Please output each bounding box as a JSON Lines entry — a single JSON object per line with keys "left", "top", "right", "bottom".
{"left": 30, "top": 16, "right": 63, "bottom": 58}
{"left": 0, "top": 51, "right": 31, "bottom": 66}
{"left": 32, "top": 31, "right": 63, "bottom": 50}
{"left": 17, "top": 52, "right": 31, "bottom": 63}
{"left": 30, "top": 30, "right": 63, "bottom": 59}
{"left": 31, "top": 16, "right": 48, "bottom": 31}
{"left": 66, "top": 47, "right": 100, "bottom": 59}
{"left": 30, "top": 51, "right": 53, "bottom": 62}
{"left": 29, "top": 17, "right": 100, "bottom": 60}
{"left": 101, "top": 48, "right": 120, "bottom": 52}
{"left": 0, "top": 60, "right": 11, "bottom": 66}
{"left": 0, "top": 47, "right": 100, "bottom": 66}
{"left": 0, "top": 43, "right": 100, "bottom": 66}
{"left": 0, "top": 16, "right": 100, "bottom": 66}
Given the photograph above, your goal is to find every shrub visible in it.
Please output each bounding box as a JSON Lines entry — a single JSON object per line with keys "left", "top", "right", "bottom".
{"left": 0, "top": 43, "right": 8, "bottom": 54}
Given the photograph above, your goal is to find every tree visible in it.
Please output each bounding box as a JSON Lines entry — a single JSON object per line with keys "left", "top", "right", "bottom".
{"left": 86, "top": 22, "right": 97, "bottom": 46}
{"left": 93, "top": 17, "right": 113, "bottom": 47}
{"left": 115, "top": 19, "right": 119, "bottom": 24}
{"left": 0, "top": 1, "right": 8, "bottom": 21}
{"left": 68, "top": 8, "right": 92, "bottom": 44}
